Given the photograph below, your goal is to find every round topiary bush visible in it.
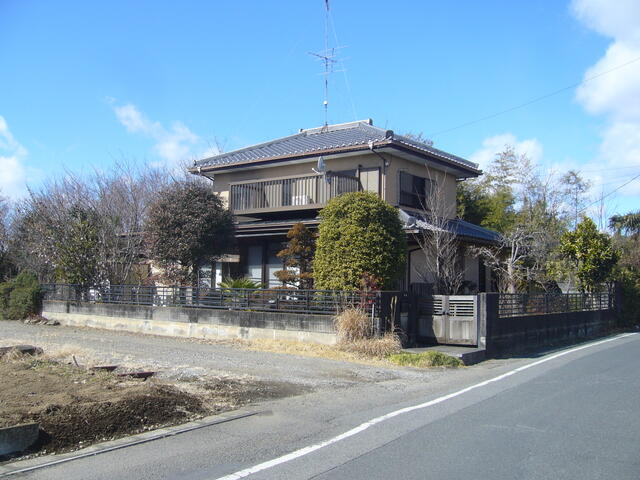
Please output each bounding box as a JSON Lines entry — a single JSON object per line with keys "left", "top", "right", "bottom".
{"left": 314, "top": 191, "right": 406, "bottom": 290}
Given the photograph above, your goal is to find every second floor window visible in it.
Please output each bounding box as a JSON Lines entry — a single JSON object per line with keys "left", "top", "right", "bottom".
{"left": 399, "top": 171, "right": 433, "bottom": 209}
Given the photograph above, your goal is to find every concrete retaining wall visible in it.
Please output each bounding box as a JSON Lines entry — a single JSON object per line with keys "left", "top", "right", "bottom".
{"left": 43, "top": 300, "right": 337, "bottom": 345}
{"left": 0, "top": 423, "right": 39, "bottom": 456}
{"left": 480, "top": 293, "right": 615, "bottom": 356}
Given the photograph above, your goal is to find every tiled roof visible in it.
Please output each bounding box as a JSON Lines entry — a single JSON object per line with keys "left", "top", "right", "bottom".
{"left": 450, "top": 218, "right": 502, "bottom": 243}
{"left": 400, "top": 210, "right": 501, "bottom": 243}
{"left": 192, "top": 120, "right": 479, "bottom": 172}
{"left": 237, "top": 210, "right": 500, "bottom": 244}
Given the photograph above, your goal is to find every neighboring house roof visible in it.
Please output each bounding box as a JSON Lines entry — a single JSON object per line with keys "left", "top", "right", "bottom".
{"left": 399, "top": 209, "right": 501, "bottom": 244}
{"left": 190, "top": 119, "right": 480, "bottom": 176}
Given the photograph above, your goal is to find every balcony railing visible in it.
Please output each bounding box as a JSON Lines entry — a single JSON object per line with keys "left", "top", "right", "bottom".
{"left": 230, "top": 172, "right": 361, "bottom": 214}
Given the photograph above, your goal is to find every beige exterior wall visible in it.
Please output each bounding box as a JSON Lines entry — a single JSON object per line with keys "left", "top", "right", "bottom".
{"left": 386, "top": 156, "right": 457, "bottom": 218}
{"left": 209, "top": 151, "right": 458, "bottom": 217}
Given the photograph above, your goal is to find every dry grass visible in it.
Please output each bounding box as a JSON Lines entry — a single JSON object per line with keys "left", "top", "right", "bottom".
{"left": 333, "top": 308, "right": 402, "bottom": 358}
{"left": 40, "top": 344, "right": 99, "bottom": 365}
{"left": 240, "top": 338, "right": 392, "bottom": 366}
{"left": 334, "top": 308, "right": 372, "bottom": 342}
{"left": 336, "top": 332, "right": 402, "bottom": 357}
{"left": 0, "top": 348, "right": 27, "bottom": 362}
{"left": 238, "top": 307, "right": 402, "bottom": 365}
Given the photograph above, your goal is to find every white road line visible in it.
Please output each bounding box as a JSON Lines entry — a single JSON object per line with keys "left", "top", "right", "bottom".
{"left": 215, "top": 333, "right": 638, "bottom": 480}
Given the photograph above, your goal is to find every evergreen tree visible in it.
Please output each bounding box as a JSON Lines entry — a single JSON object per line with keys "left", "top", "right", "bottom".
{"left": 145, "top": 181, "right": 235, "bottom": 284}
{"left": 560, "top": 217, "right": 618, "bottom": 292}
{"left": 274, "top": 223, "right": 316, "bottom": 289}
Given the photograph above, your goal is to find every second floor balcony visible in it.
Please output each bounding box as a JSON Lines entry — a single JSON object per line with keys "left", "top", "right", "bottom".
{"left": 230, "top": 172, "right": 361, "bottom": 216}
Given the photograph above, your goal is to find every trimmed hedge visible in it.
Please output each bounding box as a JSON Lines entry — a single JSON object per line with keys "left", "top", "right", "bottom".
{"left": 0, "top": 271, "right": 42, "bottom": 320}
{"left": 314, "top": 191, "right": 406, "bottom": 290}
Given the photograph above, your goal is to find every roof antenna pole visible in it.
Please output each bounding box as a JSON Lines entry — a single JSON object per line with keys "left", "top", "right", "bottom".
{"left": 309, "top": 0, "right": 338, "bottom": 130}
{"left": 323, "top": 0, "right": 329, "bottom": 127}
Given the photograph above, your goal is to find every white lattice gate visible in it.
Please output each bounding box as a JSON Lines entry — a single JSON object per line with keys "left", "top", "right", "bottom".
{"left": 417, "top": 295, "right": 478, "bottom": 345}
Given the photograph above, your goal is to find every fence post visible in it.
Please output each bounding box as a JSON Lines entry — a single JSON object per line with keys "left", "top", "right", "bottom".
{"left": 375, "top": 291, "right": 384, "bottom": 337}
{"left": 477, "top": 293, "right": 487, "bottom": 350}
{"left": 544, "top": 294, "right": 549, "bottom": 314}
{"left": 483, "top": 293, "right": 499, "bottom": 355}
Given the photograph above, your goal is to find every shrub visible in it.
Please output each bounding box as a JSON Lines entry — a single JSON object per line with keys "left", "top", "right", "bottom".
{"left": 218, "top": 277, "right": 264, "bottom": 289}
{"left": 0, "top": 281, "right": 12, "bottom": 315}
{"left": 314, "top": 191, "right": 406, "bottom": 290}
{"left": 617, "top": 272, "right": 640, "bottom": 327}
{"left": 388, "top": 351, "right": 462, "bottom": 368}
{"left": 0, "top": 271, "right": 42, "bottom": 320}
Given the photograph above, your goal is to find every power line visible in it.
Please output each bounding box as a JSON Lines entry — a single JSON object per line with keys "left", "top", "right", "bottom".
{"left": 428, "top": 55, "right": 640, "bottom": 138}
{"left": 579, "top": 165, "right": 639, "bottom": 173}
{"left": 578, "top": 172, "right": 640, "bottom": 214}
{"left": 590, "top": 173, "right": 640, "bottom": 187}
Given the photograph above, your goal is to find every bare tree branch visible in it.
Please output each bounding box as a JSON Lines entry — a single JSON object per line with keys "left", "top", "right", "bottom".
{"left": 412, "top": 168, "right": 465, "bottom": 294}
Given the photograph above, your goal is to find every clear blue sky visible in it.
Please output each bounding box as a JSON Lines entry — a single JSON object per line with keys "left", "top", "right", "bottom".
{"left": 1, "top": 0, "right": 638, "bottom": 219}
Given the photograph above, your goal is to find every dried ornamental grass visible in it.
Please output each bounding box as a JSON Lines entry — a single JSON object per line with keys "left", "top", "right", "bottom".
{"left": 334, "top": 308, "right": 372, "bottom": 342}
{"left": 337, "top": 332, "right": 402, "bottom": 358}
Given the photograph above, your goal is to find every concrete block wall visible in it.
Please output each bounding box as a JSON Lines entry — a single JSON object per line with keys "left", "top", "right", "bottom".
{"left": 43, "top": 300, "right": 337, "bottom": 345}
{"left": 479, "top": 293, "right": 615, "bottom": 356}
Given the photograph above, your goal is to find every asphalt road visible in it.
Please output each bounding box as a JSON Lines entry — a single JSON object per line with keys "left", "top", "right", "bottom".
{"left": 4, "top": 333, "right": 639, "bottom": 480}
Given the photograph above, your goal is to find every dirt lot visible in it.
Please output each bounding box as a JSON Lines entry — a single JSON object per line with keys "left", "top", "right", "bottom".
{"left": 0, "top": 320, "right": 437, "bottom": 460}
{"left": 0, "top": 349, "right": 303, "bottom": 457}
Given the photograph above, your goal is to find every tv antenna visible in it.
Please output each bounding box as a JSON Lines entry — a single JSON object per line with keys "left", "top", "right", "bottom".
{"left": 309, "top": 0, "right": 344, "bottom": 128}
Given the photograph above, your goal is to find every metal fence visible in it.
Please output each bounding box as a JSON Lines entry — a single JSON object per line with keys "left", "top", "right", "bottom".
{"left": 230, "top": 172, "right": 360, "bottom": 213}
{"left": 498, "top": 292, "right": 612, "bottom": 318}
{"left": 42, "top": 284, "right": 383, "bottom": 317}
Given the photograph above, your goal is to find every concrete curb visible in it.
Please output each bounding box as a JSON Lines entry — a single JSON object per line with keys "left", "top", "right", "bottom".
{"left": 402, "top": 346, "right": 486, "bottom": 366}
{"left": 0, "top": 409, "right": 265, "bottom": 477}
{"left": 0, "top": 424, "right": 39, "bottom": 457}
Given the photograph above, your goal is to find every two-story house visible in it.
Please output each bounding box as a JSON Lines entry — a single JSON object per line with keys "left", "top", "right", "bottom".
{"left": 189, "top": 119, "right": 499, "bottom": 291}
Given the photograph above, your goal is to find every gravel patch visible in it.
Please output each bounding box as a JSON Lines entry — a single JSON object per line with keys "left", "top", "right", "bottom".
{"left": 0, "top": 321, "right": 428, "bottom": 390}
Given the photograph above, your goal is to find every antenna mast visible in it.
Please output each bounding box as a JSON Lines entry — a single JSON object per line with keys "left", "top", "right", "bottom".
{"left": 309, "top": 0, "right": 339, "bottom": 127}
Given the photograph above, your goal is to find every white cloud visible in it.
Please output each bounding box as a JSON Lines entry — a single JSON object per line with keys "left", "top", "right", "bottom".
{"left": 0, "top": 115, "right": 30, "bottom": 199}
{"left": 113, "top": 104, "right": 156, "bottom": 134}
{"left": 110, "top": 101, "right": 215, "bottom": 167}
{"left": 571, "top": 0, "right": 640, "bottom": 207}
{"left": 571, "top": 0, "right": 640, "bottom": 44}
{"left": 576, "top": 42, "right": 640, "bottom": 121}
{"left": 469, "top": 133, "right": 543, "bottom": 171}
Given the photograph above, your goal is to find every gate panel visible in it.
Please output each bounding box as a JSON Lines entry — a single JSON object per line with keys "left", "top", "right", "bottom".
{"left": 416, "top": 294, "right": 478, "bottom": 345}
{"left": 447, "top": 295, "right": 477, "bottom": 345}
